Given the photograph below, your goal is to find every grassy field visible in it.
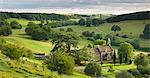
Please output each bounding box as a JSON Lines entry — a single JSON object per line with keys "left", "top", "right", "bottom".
{"left": 2, "top": 18, "right": 150, "bottom": 54}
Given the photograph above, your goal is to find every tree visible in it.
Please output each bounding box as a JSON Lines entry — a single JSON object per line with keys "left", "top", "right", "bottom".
{"left": 0, "top": 26, "right": 12, "bottom": 36}
{"left": 84, "top": 62, "right": 102, "bottom": 77}
{"left": 134, "top": 53, "right": 149, "bottom": 66}
{"left": 10, "top": 21, "right": 22, "bottom": 29}
{"left": 113, "top": 50, "right": 117, "bottom": 65}
{"left": 82, "top": 31, "right": 94, "bottom": 37}
{"left": 141, "top": 24, "right": 150, "bottom": 39}
{"left": 66, "top": 28, "right": 73, "bottom": 32}
{"left": 94, "top": 39, "right": 106, "bottom": 46}
{"left": 47, "top": 51, "right": 75, "bottom": 75}
{"left": 51, "top": 33, "right": 78, "bottom": 54}
{"left": 93, "top": 34, "right": 103, "bottom": 40}
{"left": 118, "top": 42, "right": 134, "bottom": 63}
{"left": 86, "top": 18, "right": 92, "bottom": 27}
{"left": 74, "top": 48, "right": 92, "bottom": 65}
{"left": 78, "top": 18, "right": 85, "bottom": 26}
{"left": 92, "top": 19, "right": 99, "bottom": 26}
{"left": 111, "top": 25, "right": 121, "bottom": 32}
{"left": 31, "top": 28, "right": 49, "bottom": 40}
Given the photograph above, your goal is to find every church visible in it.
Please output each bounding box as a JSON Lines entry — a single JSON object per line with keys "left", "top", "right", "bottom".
{"left": 91, "top": 38, "right": 113, "bottom": 62}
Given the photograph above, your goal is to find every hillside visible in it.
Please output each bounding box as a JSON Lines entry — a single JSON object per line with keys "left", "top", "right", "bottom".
{"left": 3, "top": 18, "right": 150, "bottom": 54}
{"left": 106, "top": 11, "right": 150, "bottom": 22}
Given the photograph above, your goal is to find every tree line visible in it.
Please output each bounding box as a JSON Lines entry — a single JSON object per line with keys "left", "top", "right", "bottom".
{"left": 106, "top": 11, "right": 150, "bottom": 23}
{"left": 0, "top": 12, "right": 71, "bottom": 21}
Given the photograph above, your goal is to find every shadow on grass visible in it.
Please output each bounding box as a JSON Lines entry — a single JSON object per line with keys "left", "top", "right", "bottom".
{"left": 17, "top": 34, "right": 33, "bottom": 40}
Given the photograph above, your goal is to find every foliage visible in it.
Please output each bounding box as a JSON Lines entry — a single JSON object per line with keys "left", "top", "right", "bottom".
{"left": 111, "top": 25, "right": 121, "bottom": 32}
{"left": 31, "top": 28, "right": 49, "bottom": 40}
{"left": 93, "top": 34, "right": 103, "bottom": 40}
{"left": 118, "top": 42, "right": 134, "bottom": 63}
{"left": 84, "top": 62, "right": 102, "bottom": 77}
{"left": 141, "top": 24, "right": 150, "bottom": 39}
{"left": 1, "top": 44, "right": 24, "bottom": 60}
{"left": 82, "top": 31, "right": 95, "bottom": 37}
{"left": 106, "top": 11, "right": 150, "bottom": 22}
{"left": 78, "top": 18, "right": 85, "bottom": 26}
{"left": 134, "top": 53, "right": 149, "bottom": 66}
{"left": 47, "top": 51, "right": 75, "bottom": 75}
{"left": 137, "top": 65, "right": 150, "bottom": 76}
{"left": 94, "top": 39, "right": 106, "bottom": 46}
{"left": 92, "top": 19, "right": 100, "bottom": 26}
{"left": 0, "top": 26, "right": 12, "bottom": 36}
{"left": 10, "top": 20, "right": 22, "bottom": 29}
{"left": 116, "top": 70, "right": 135, "bottom": 78}
{"left": 86, "top": 18, "right": 92, "bottom": 27}
{"left": 0, "top": 12, "right": 70, "bottom": 21}
{"left": 74, "top": 48, "right": 92, "bottom": 65}
{"left": 66, "top": 28, "right": 73, "bottom": 32}
{"left": 51, "top": 33, "right": 78, "bottom": 53}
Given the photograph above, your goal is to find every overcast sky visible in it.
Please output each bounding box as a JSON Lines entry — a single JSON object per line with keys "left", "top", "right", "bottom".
{"left": 0, "top": 0, "right": 150, "bottom": 14}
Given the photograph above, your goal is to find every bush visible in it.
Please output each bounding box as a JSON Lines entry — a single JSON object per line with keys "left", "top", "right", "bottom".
{"left": 134, "top": 53, "right": 149, "bottom": 66}
{"left": 1, "top": 44, "right": 24, "bottom": 60}
{"left": 137, "top": 65, "right": 150, "bottom": 76}
{"left": 111, "top": 25, "right": 121, "bottom": 32}
{"left": 31, "top": 28, "right": 49, "bottom": 40}
{"left": 141, "top": 24, "right": 150, "bottom": 39}
{"left": 74, "top": 48, "right": 92, "bottom": 65}
{"left": 66, "top": 28, "right": 73, "bottom": 32}
{"left": 93, "top": 34, "right": 103, "bottom": 40}
{"left": 84, "top": 62, "right": 102, "bottom": 77}
{"left": 82, "top": 31, "right": 94, "bottom": 37}
{"left": 47, "top": 51, "right": 75, "bottom": 75}
{"left": 94, "top": 39, "right": 106, "bottom": 46}
{"left": 116, "top": 70, "right": 135, "bottom": 78}
{"left": 10, "top": 21, "right": 22, "bottom": 29}
{"left": 0, "top": 26, "right": 12, "bottom": 36}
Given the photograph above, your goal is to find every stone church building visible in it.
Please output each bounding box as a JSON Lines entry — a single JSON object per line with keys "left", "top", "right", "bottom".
{"left": 91, "top": 38, "right": 113, "bottom": 62}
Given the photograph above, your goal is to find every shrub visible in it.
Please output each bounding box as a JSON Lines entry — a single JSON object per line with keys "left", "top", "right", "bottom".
{"left": 84, "top": 62, "right": 102, "bottom": 77}
{"left": 10, "top": 21, "right": 22, "bottom": 29}
{"left": 141, "top": 24, "right": 150, "bottom": 39}
{"left": 0, "top": 26, "right": 12, "bottom": 36}
{"left": 1, "top": 44, "right": 24, "bottom": 60}
{"left": 116, "top": 70, "right": 135, "bottom": 78}
{"left": 94, "top": 39, "right": 106, "bottom": 46}
{"left": 134, "top": 53, "right": 149, "bottom": 66}
{"left": 137, "top": 65, "right": 150, "bottom": 76}
{"left": 66, "top": 28, "right": 73, "bottom": 32}
{"left": 31, "top": 28, "right": 49, "bottom": 40}
{"left": 93, "top": 34, "right": 103, "bottom": 40}
{"left": 82, "top": 31, "right": 94, "bottom": 37}
{"left": 74, "top": 48, "right": 92, "bottom": 65}
{"left": 111, "top": 25, "right": 121, "bottom": 32}
{"left": 47, "top": 51, "right": 75, "bottom": 75}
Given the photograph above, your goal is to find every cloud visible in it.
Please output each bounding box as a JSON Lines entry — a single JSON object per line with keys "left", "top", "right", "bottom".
{"left": 0, "top": 0, "right": 150, "bottom": 14}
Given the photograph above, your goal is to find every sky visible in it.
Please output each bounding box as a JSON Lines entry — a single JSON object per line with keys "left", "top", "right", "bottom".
{"left": 0, "top": 0, "right": 150, "bottom": 14}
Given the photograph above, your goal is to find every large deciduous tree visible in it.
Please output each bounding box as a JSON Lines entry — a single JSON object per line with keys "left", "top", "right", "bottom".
{"left": 51, "top": 33, "right": 78, "bottom": 54}
{"left": 118, "top": 42, "right": 134, "bottom": 64}
{"left": 141, "top": 24, "right": 150, "bottom": 39}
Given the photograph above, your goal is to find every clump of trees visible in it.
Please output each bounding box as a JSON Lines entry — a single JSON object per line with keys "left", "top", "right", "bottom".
{"left": 25, "top": 22, "right": 50, "bottom": 40}
{"left": 47, "top": 50, "right": 75, "bottom": 75}
{"left": 118, "top": 42, "right": 134, "bottom": 64}
{"left": 78, "top": 18, "right": 104, "bottom": 27}
{"left": 111, "top": 25, "right": 121, "bottom": 32}
{"left": 0, "top": 21, "right": 12, "bottom": 36}
{"left": 0, "top": 12, "right": 70, "bottom": 21}
{"left": 84, "top": 62, "right": 102, "bottom": 77}
{"left": 140, "top": 24, "right": 150, "bottom": 39}
{"left": 10, "top": 21, "right": 22, "bottom": 29}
